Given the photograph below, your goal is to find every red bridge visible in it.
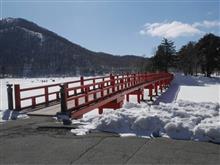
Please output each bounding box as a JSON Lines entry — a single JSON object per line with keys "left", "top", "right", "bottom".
{"left": 9, "top": 72, "right": 173, "bottom": 119}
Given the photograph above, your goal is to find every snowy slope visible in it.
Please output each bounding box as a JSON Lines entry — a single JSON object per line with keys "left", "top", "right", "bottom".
{"left": 71, "top": 74, "right": 220, "bottom": 143}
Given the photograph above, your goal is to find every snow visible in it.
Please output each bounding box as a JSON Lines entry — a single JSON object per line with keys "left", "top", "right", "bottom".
{"left": 71, "top": 100, "right": 220, "bottom": 143}
{"left": 1, "top": 74, "right": 220, "bottom": 143}
{"left": 20, "top": 27, "right": 44, "bottom": 41}
{"left": 70, "top": 74, "right": 220, "bottom": 143}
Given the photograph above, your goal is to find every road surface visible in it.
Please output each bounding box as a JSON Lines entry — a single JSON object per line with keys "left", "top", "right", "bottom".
{"left": 0, "top": 117, "right": 219, "bottom": 164}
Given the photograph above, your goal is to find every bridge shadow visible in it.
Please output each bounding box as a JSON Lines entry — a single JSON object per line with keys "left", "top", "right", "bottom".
{"left": 153, "top": 82, "right": 180, "bottom": 105}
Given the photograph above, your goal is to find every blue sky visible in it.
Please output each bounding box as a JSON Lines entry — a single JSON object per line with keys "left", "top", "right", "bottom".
{"left": 1, "top": 0, "right": 220, "bottom": 57}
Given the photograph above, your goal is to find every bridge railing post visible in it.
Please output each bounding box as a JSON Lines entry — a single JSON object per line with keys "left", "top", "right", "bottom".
{"left": 31, "top": 97, "right": 36, "bottom": 108}
{"left": 14, "top": 84, "right": 21, "bottom": 111}
{"left": 85, "top": 87, "right": 89, "bottom": 103}
{"left": 44, "top": 86, "right": 49, "bottom": 105}
{"left": 80, "top": 76, "right": 84, "bottom": 93}
{"left": 93, "top": 79, "right": 96, "bottom": 90}
{"left": 7, "top": 84, "right": 14, "bottom": 110}
{"left": 133, "top": 74, "right": 136, "bottom": 85}
{"left": 110, "top": 73, "right": 115, "bottom": 93}
{"left": 100, "top": 83, "right": 104, "bottom": 97}
{"left": 120, "top": 78, "right": 124, "bottom": 90}
{"left": 127, "top": 75, "right": 131, "bottom": 87}
{"left": 60, "top": 83, "right": 68, "bottom": 113}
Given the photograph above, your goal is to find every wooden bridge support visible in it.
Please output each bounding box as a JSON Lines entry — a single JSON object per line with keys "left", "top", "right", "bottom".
{"left": 126, "top": 88, "right": 144, "bottom": 103}
{"left": 154, "top": 82, "right": 158, "bottom": 96}
{"left": 145, "top": 84, "right": 154, "bottom": 101}
{"left": 159, "top": 80, "right": 163, "bottom": 93}
{"left": 98, "top": 95, "right": 124, "bottom": 114}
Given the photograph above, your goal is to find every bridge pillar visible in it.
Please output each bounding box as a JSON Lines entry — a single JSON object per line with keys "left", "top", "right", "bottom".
{"left": 98, "top": 108, "right": 103, "bottom": 114}
{"left": 147, "top": 84, "right": 154, "bottom": 101}
{"left": 98, "top": 95, "right": 124, "bottom": 114}
{"left": 154, "top": 82, "right": 158, "bottom": 96}
{"left": 159, "top": 80, "right": 163, "bottom": 93}
{"left": 126, "top": 94, "right": 129, "bottom": 102}
{"left": 126, "top": 88, "right": 144, "bottom": 103}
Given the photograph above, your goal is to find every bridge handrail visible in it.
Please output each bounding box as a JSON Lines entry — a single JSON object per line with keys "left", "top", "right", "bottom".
{"left": 12, "top": 72, "right": 172, "bottom": 111}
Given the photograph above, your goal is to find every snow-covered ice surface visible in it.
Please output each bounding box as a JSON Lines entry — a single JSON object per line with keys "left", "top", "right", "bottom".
{"left": 176, "top": 75, "right": 220, "bottom": 103}
{"left": 71, "top": 74, "right": 220, "bottom": 143}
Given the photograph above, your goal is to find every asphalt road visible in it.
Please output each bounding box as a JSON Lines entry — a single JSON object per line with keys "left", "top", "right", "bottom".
{"left": 0, "top": 117, "right": 220, "bottom": 164}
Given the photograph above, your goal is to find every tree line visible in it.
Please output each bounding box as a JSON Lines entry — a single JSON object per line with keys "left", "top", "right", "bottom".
{"left": 145, "top": 33, "right": 220, "bottom": 77}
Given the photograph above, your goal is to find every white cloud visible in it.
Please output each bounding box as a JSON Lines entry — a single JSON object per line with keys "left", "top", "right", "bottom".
{"left": 140, "top": 21, "right": 202, "bottom": 38}
{"left": 140, "top": 20, "right": 220, "bottom": 38}
{"left": 193, "top": 20, "right": 220, "bottom": 28}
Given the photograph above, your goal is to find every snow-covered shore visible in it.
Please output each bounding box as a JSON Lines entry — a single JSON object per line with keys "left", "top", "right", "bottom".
{"left": 71, "top": 74, "right": 220, "bottom": 143}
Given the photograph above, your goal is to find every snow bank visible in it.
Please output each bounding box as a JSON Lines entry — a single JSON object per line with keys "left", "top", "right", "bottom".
{"left": 71, "top": 101, "right": 220, "bottom": 143}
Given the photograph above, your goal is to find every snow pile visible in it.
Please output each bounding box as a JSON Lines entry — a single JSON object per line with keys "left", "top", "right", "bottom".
{"left": 71, "top": 101, "right": 220, "bottom": 143}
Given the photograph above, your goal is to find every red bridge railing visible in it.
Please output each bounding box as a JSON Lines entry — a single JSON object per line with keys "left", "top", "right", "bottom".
{"left": 59, "top": 72, "right": 173, "bottom": 119}
{"left": 12, "top": 75, "right": 110, "bottom": 110}
{"left": 9, "top": 72, "right": 173, "bottom": 118}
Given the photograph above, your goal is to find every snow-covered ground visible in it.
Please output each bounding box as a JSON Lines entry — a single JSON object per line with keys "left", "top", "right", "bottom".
{"left": 71, "top": 74, "right": 220, "bottom": 143}
{"left": 1, "top": 74, "right": 219, "bottom": 143}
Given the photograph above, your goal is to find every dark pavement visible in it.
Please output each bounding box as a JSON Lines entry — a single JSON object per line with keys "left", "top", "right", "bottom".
{"left": 0, "top": 117, "right": 219, "bottom": 165}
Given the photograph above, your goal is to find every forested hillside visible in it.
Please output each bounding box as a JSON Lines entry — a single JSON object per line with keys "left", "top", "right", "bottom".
{"left": 0, "top": 18, "right": 146, "bottom": 77}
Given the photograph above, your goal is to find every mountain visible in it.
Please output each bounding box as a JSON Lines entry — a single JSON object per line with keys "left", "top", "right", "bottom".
{"left": 0, "top": 17, "right": 147, "bottom": 77}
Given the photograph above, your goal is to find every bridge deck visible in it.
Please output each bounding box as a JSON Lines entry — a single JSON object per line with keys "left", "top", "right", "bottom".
{"left": 27, "top": 104, "right": 60, "bottom": 116}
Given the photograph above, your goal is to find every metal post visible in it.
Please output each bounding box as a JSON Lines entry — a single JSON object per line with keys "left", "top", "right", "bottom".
{"left": 7, "top": 84, "right": 13, "bottom": 110}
